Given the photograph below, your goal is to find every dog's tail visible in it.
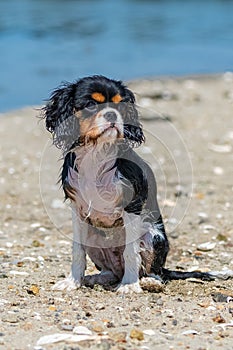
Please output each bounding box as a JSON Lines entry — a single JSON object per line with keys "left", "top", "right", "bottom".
{"left": 160, "top": 268, "right": 233, "bottom": 282}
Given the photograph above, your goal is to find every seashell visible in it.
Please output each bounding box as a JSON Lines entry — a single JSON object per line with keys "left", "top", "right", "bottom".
{"left": 182, "top": 329, "right": 199, "bottom": 335}
{"left": 208, "top": 143, "right": 232, "bottom": 153}
{"left": 197, "top": 242, "right": 216, "bottom": 251}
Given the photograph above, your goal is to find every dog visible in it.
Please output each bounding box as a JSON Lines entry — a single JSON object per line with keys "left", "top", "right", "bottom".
{"left": 43, "top": 75, "right": 233, "bottom": 293}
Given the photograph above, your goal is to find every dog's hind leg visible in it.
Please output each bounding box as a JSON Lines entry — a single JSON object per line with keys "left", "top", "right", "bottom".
{"left": 150, "top": 217, "right": 169, "bottom": 276}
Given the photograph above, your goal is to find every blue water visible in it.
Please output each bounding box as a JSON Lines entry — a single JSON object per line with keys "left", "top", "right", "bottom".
{"left": 1, "top": 0, "right": 233, "bottom": 112}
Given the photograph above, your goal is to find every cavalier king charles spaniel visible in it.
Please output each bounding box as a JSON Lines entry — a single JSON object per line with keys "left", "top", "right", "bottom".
{"left": 43, "top": 75, "right": 232, "bottom": 293}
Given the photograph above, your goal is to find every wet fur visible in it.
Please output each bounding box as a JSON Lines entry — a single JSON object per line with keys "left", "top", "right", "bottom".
{"left": 42, "top": 75, "right": 233, "bottom": 292}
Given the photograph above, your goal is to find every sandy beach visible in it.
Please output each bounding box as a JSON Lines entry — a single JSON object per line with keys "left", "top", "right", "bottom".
{"left": 0, "top": 74, "right": 233, "bottom": 350}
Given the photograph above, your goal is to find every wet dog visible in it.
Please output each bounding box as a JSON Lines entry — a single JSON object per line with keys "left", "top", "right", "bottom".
{"left": 43, "top": 75, "right": 233, "bottom": 292}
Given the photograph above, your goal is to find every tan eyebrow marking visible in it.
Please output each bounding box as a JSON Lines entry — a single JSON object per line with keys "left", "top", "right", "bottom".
{"left": 91, "top": 92, "right": 105, "bottom": 103}
{"left": 111, "top": 94, "right": 123, "bottom": 103}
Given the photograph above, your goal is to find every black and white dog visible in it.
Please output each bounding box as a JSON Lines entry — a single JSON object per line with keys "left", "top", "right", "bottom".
{"left": 43, "top": 75, "right": 233, "bottom": 293}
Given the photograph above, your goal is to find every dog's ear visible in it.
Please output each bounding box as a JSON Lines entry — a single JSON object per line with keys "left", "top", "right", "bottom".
{"left": 123, "top": 88, "right": 145, "bottom": 147}
{"left": 43, "top": 82, "right": 79, "bottom": 151}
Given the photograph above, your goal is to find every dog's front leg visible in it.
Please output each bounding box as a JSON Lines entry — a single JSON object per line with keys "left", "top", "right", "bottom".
{"left": 116, "top": 213, "right": 143, "bottom": 293}
{"left": 53, "top": 207, "right": 87, "bottom": 291}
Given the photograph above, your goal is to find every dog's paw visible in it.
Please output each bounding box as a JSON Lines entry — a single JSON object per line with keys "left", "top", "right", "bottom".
{"left": 140, "top": 277, "right": 164, "bottom": 292}
{"left": 52, "top": 276, "right": 81, "bottom": 291}
{"left": 116, "top": 282, "right": 143, "bottom": 294}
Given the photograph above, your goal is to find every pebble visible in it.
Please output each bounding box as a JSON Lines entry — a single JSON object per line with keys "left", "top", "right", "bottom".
{"left": 212, "top": 313, "right": 226, "bottom": 323}
{"left": 181, "top": 329, "right": 199, "bottom": 335}
{"left": 202, "top": 224, "right": 216, "bottom": 231}
{"left": 213, "top": 167, "right": 224, "bottom": 175}
{"left": 198, "top": 212, "right": 209, "bottom": 224}
{"left": 31, "top": 240, "right": 44, "bottom": 247}
{"left": 160, "top": 328, "right": 168, "bottom": 334}
{"left": 30, "top": 222, "right": 41, "bottom": 228}
{"left": 32, "top": 312, "right": 41, "bottom": 321}
{"left": 208, "top": 143, "right": 232, "bottom": 153}
{"left": 27, "top": 285, "right": 40, "bottom": 295}
{"left": 95, "top": 303, "right": 105, "bottom": 310}
{"left": 166, "top": 334, "right": 174, "bottom": 340}
{"left": 197, "top": 242, "right": 216, "bottom": 251}
{"left": 109, "top": 331, "right": 127, "bottom": 342}
{"left": 73, "top": 326, "right": 92, "bottom": 335}
{"left": 2, "top": 314, "right": 19, "bottom": 323}
{"left": 60, "top": 324, "right": 73, "bottom": 331}
{"left": 37, "top": 333, "right": 96, "bottom": 346}
{"left": 130, "top": 328, "right": 144, "bottom": 341}
{"left": 0, "top": 299, "right": 9, "bottom": 306}
{"left": 212, "top": 291, "right": 233, "bottom": 303}
{"left": 9, "top": 270, "right": 29, "bottom": 276}
{"left": 143, "top": 329, "right": 156, "bottom": 336}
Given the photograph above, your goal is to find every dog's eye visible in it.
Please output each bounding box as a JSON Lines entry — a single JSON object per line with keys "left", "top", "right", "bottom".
{"left": 85, "top": 101, "right": 98, "bottom": 112}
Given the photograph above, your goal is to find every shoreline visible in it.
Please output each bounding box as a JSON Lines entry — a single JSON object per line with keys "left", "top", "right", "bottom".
{"left": 1, "top": 72, "right": 232, "bottom": 115}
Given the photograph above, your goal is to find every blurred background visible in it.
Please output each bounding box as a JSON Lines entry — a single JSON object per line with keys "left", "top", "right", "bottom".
{"left": 0, "top": 0, "right": 233, "bottom": 112}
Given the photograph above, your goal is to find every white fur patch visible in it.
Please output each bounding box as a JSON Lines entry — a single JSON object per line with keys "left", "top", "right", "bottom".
{"left": 116, "top": 212, "right": 143, "bottom": 293}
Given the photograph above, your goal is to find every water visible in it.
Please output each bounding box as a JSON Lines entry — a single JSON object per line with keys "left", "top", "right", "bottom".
{"left": 1, "top": 0, "right": 233, "bottom": 112}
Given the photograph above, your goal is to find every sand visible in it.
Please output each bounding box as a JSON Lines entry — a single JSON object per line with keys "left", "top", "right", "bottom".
{"left": 0, "top": 74, "right": 233, "bottom": 350}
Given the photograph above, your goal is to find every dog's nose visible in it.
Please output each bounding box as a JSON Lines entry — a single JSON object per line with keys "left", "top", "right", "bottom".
{"left": 104, "top": 111, "right": 117, "bottom": 123}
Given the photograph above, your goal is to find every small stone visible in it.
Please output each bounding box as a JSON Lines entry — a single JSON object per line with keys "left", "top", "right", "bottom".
{"left": 31, "top": 240, "right": 44, "bottom": 247}
{"left": 166, "top": 334, "right": 174, "bottom": 340}
{"left": 181, "top": 329, "right": 199, "bottom": 335}
{"left": 60, "top": 324, "right": 73, "bottom": 331}
{"left": 9, "top": 270, "right": 29, "bottom": 276}
{"left": 96, "top": 303, "right": 105, "bottom": 310}
{"left": 156, "top": 298, "right": 164, "bottom": 306}
{"left": 48, "top": 306, "right": 56, "bottom": 311}
{"left": 27, "top": 284, "right": 40, "bottom": 295}
{"left": 22, "top": 322, "right": 33, "bottom": 331}
{"left": 160, "top": 328, "right": 168, "bottom": 334}
{"left": 30, "top": 223, "right": 41, "bottom": 228}
{"left": 85, "top": 311, "right": 92, "bottom": 317}
{"left": 91, "top": 323, "right": 104, "bottom": 334}
{"left": 216, "top": 233, "right": 228, "bottom": 242}
{"left": 2, "top": 314, "right": 19, "bottom": 323}
{"left": 212, "top": 290, "right": 233, "bottom": 303}
{"left": 106, "top": 321, "right": 115, "bottom": 328}
{"left": 212, "top": 313, "right": 226, "bottom": 323}
{"left": 198, "top": 212, "right": 208, "bottom": 224}
{"left": 143, "top": 329, "right": 156, "bottom": 336}
{"left": 213, "top": 167, "right": 224, "bottom": 175}
{"left": 208, "top": 143, "right": 232, "bottom": 153}
{"left": 130, "top": 328, "right": 144, "bottom": 341}
{"left": 73, "top": 326, "right": 92, "bottom": 335}
{"left": 109, "top": 331, "right": 127, "bottom": 342}
{"left": 197, "top": 242, "right": 216, "bottom": 252}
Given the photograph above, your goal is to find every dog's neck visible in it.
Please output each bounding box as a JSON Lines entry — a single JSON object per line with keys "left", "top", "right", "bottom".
{"left": 74, "top": 140, "right": 118, "bottom": 169}
{"left": 68, "top": 140, "right": 123, "bottom": 228}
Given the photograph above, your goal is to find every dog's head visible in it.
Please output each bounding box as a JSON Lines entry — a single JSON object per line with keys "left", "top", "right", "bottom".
{"left": 43, "top": 75, "right": 144, "bottom": 151}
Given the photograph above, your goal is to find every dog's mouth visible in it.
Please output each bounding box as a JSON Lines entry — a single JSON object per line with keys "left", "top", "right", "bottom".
{"left": 99, "top": 123, "right": 122, "bottom": 138}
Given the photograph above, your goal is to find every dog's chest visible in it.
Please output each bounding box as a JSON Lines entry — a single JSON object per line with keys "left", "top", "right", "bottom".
{"left": 69, "top": 145, "right": 124, "bottom": 228}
